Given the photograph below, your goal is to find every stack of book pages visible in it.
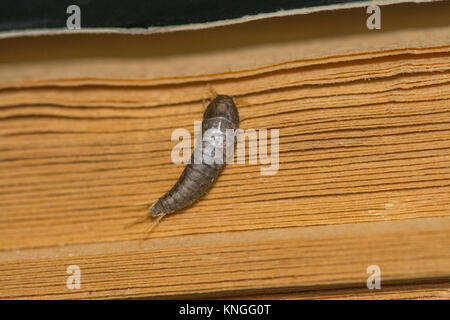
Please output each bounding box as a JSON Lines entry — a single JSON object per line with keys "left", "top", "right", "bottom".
{"left": 0, "top": 1, "right": 449, "bottom": 299}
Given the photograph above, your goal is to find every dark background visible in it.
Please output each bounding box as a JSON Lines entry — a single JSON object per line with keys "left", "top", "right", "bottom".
{"left": 0, "top": 0, "right": 367, "bottom": 32}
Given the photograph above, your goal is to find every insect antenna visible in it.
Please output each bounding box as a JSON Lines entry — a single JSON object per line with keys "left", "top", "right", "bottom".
{"left": 206, "top": 84, "right": 218, "bottom": 100}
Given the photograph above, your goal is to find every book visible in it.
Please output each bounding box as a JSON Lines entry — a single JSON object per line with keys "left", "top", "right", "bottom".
{"left": 0, "top": 0, "right": 449, "bottom": 299}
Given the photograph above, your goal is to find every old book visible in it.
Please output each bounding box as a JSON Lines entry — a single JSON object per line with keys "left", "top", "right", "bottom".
{"left": 0, "top": 0, "right": 449, "bottom": 299}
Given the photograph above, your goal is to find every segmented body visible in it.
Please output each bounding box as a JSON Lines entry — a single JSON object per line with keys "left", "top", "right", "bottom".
{"left": 150, "top": 95, "right": 239, "bottom": 216}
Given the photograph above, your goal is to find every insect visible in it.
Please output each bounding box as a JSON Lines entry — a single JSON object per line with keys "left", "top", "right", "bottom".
{"left": 146, "top": 94, "right": 240, "bottom": 230}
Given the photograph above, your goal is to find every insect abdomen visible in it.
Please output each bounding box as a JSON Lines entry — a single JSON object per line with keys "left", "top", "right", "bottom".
{"left": 151, "top": 161, "right": 223, "bottom": 215}
{"left": 150, "top": 95, "right": 239, "bottom": 216}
